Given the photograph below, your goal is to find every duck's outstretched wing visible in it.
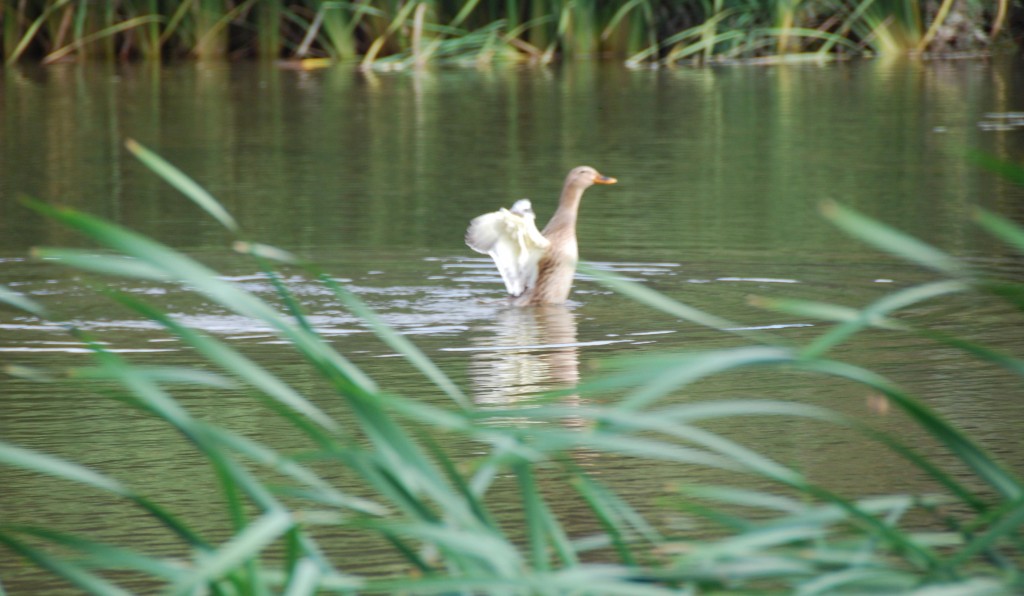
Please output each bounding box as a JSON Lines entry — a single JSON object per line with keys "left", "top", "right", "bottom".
{"left": 466, "top": 202, "right": 550, "bottom": 297}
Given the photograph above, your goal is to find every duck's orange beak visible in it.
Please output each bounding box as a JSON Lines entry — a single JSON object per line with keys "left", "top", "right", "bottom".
{"left": 594, "top": 174, "right": 617, "bottom": 185}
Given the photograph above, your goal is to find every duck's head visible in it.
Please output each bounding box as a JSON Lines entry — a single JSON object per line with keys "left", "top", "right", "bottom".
{"left": 567, "top": 166, "right": 617, "bottom": 189}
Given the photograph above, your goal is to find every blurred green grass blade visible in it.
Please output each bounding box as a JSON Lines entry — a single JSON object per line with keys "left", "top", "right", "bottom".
{"left": 686, "top": 525, "right": 823, "bottom": 561}
{"left": 35, "top": 248, "right": 171, "bottom": 280}
{"left": 364, "top": 568, "right": 679, "bottom": 595}
{"left": 796, "top": 567, "right": 920, "bottom": 595}
{"left": 199, "top": 433, "right": 284, "bottom": 516}
{"left": 748, "top": 295, "right": 864, "bottom": 324}
{"left": 125, "top": 138, "right": 239, "bottom": 233}
{"left": 23, "top": 198, "right": 377, "bottom": 395}
{"left": 975, "top": 280, "right": 1024, "bottom": 312}
{"left": 0, "top": 532, "right": 132, "bottom": 596}
{"left": 104, "top": 291, "right": 341, "bottom": 434}
{"left": 864, "top": 428, "right": 986, "bottom": 511}
{"left": 681, "top": 485, "right": 808, "bottom": 515}
{"left": 376, "top": 451, "right": 485, "bottom": 532}
{"left": 533, "top": 430, "right": 739, "bottom": 471}
{"left": 512, "top": 462, "right": 577, "bottom": 569}
{"left": 653, "top": 399, "right": 837, "bottom": 424}
{"left": 80, "top": 341, "right": 285, "bottom": 514}
{"left": 283, "top": 558, "right": 320, "bottom": 596}
{"left": 798, "top": 359, "right": 1024, "bottom": 500}
{"left": 131, "top": 494, "right": 211, "bottom": 550}
{"left": 3, "top": 526, "right": 185, "bottom": 579}
{"left": 618, "top": 347, "right": 794, "bottom": 411}
{"left": 381, "top": 522, "right": 523, "bottom": 576}
{"left": 85, "top": 342, "right": 199, "bottom": 436}
{"left": 0, "top": 284, "right": 49, "bottom": 318}
{"left": 947, "top": 497, "right": 1024, "bottom": 567}
{"left": 801, "top": 280, "right": 968, "bottom": 358}
{"left": 234, "top": 241, "right": 300, "bottom": 264}
{"left": 516, "top": 464, "right": 553, "bottom": 571}
{"left": 0, "top": 441, "right": 128, "bottom": 495}
{"left": 592, "top": 406, "right": 805, "bottom": 484}
{"left": 580, "top": 263, "right": 774, "bottom": 343}
{"left": 263, "top": 568, "right": 363, "bottom": 591}
{"left": 72, "top": 365, "right": 237, "bottom": 388}
{"left": 908, "top": 578, "right": 1008, "bottom": 595}
{"left": 243, "top": 238, "right": 468, "bottom": 411}
{"left": 974, "top": 207, "right": 1024, "bottom": 254}
{"left": 332, "top": 402, "right": 485, "bottom": 531}
{"left": 3, "top": 364, "right": 58, "bottom": 382}
{"left": 573, "top": 476, "right": 637, "bottom": 566}
{"left": 967, "top": 150, "right": 1024, "bottom": 186}
{"left": 180, "top": 509, "right": 293, "bottom": 593}
{"left": 318, "top": 272, "right": 470, "bottom": 409}
{"left": 918, "top": 327, "right": 1024, "bottom": 379}
{"left": 532, "top": 481, "right": 579, "bottom": 567}
{"left": 204, "top": 423, "right": 388, "bottom": 517}
{"left": 418, "top": 431, "right": 500, "bottom": 533}
{"left": 374, "top": 389, "right": 473, "bottom": 432}
{"left": 820, "top": 201, "right": 964, "bottom": 275}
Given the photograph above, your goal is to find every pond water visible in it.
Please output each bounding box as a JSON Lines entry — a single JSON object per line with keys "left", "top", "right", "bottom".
{"left": 3, "top": 58, "right": 1024, "bottom": 591}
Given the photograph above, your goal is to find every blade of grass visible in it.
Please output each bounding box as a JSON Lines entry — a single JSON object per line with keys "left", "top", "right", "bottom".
{"left": 975, "top": 207, "right": 1024, "bottom": 255}
{"left": 71, "top": 365, "right": 237, "bottom": 389}
{"left": 23, "top": 197, "right": 378, "bottom": 396}
{"left": 0, "top": 284, "right": 49, "bottom": 318}
{"left": 820, "top": 200, "right": 965, "bottom": 275}
{"left": 616, "top": 346, "right": 795, "bottom": 411}
{"left": 42, "top": 15, "right": 163, "bottom": 64}
{"left": 516, "top": 463, "right": 553, "bottom": 572}
{"left": 318, "top": 272, "right": 470, "bottom": 409}
{"left": 177, "top": 509, "right": 294, "bottom": 594}
{"left": 204, "top": 422, "right": 388, "bottom": 516}
{"left": 798, "top": 280, "right": 968, "bottom": 358}
{"left": 283, "top": 558, "right": 320, "bottom": 596}
{"left": 946, "top": 497, "right": 1024, "bottom": 567}
{"left": 797, "top": 359, "right": 1024, "bottom": 500}
{"left": 103, "top": 290, "right": 341, "bottom": 434}
{"left": 33, "top": 248, "right": 171, "bottom": 281}
{"left": 581, "top": 263, "right": 777, "bottom": 344}
{"left": 2, "top": 526, "right": 186, "bottom": 579}
{"left": 573, "top": 474, "right": 638, "bottom": 566}
{"left": 0, "top": 532, "right": 133, "bottom": 595}
{"left": 125, "top": 138, "right": 239, "bottom": 233}
{"left": 235, "top": 239, "right": 470, "bottom": 409}
{"left": 4, "top": 0, "right": 74, "bottom": 65}
{"left": 0, "top": 441, "right": 128, "bottom": 495}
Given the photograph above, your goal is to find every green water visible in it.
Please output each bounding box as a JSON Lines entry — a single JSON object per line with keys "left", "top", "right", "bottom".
{"left": 3, "top": 59, "right": 1024, "bottom": 592}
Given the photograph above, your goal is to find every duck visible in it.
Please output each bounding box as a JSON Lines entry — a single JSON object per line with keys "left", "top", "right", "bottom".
{"left": 465, "top": 166, "right": 617, "bottom": 305}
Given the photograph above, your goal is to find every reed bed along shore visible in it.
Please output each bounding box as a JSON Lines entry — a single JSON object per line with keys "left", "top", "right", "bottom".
{"left": 0, "top": 0, "right": 1014, "bottom": 68}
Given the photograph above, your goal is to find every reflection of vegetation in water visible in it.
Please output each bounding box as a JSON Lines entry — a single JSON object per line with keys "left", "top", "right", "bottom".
{"left": 2, "top": 141, "right": 1024, "bottom": 592}
{"left": 2, "top": 0, "right": 1012, "bottom": 66}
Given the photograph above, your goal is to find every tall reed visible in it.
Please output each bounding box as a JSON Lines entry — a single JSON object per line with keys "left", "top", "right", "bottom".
{"left": 0, "top": 143, "right": 1023, "bottom": 593}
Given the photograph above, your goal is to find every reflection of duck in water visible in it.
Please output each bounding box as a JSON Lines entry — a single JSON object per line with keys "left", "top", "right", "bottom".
{"left": 466, "top": 166, "right": 616, "bottom": 306}
{"left": 469, "top": 305, "right": 579, "bottom": 406}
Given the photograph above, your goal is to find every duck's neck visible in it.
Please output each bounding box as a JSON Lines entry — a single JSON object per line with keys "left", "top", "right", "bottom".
{"left": 542, "top": 181, "right": 585, "bottom": 239}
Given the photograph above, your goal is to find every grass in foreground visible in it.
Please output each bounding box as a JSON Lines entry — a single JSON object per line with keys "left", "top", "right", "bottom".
{"left": 0, "top": 141, "right": 1022, "bottom": 593}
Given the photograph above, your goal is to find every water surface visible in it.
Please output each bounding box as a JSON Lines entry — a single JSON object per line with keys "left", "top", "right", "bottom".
{"left": 3, "top": 59, "right": 1024, "bottom": 591}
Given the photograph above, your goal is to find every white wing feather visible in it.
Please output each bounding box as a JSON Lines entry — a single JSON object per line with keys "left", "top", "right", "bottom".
{"left": 466, "top": 203, "right": 550, "bottom": 297}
